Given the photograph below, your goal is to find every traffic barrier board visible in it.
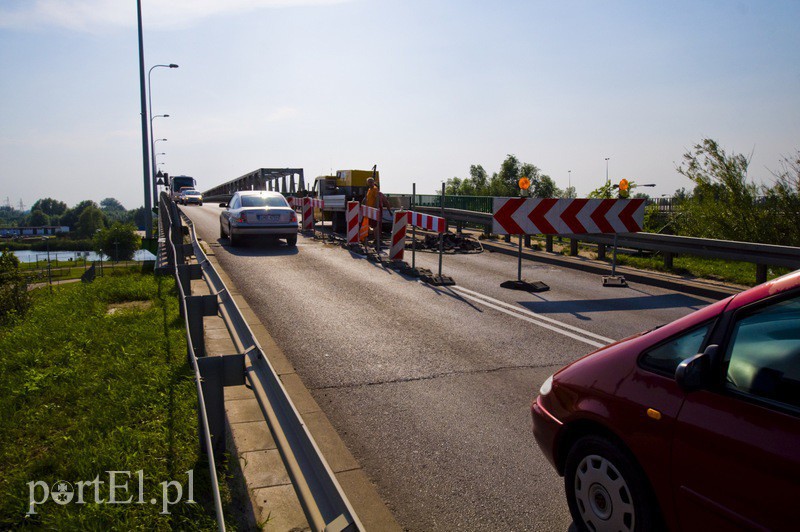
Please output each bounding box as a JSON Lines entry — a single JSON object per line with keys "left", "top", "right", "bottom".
{"left": 492, "top": 198, "right": 645, "bottom": 235}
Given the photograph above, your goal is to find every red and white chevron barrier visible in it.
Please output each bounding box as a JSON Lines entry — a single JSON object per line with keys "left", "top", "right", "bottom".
{"left": 388, "top": 210, "right": 447, "bottom": 261}
{"left": 492, "top": 198, "right": 645, "bottom": 235}
{"left": 390, "top": 211, "right": 408, "bottom": 260}
{"left": 301, "top": 197, "right": 314, "bottom": 232}
{"left": 346, "top": 201, "right": 360, "bottom": 244}
{"left": 286, "top": 196, "right": 296, "bottom": 207}
{"left": 309, "top": 198, "right": 324, "bottom": 209}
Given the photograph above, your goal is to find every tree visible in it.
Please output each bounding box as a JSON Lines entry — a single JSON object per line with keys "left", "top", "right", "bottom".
{"left": 100, "top": 198, "right": 125, "bottom": 212}
{"left": 60, "top": 200, "right": 100, "bottom": 229}
{"left": 131, "top": 207, "right": 148, "bottom": 230}
{"left": 76, "top": 205, "right": 106, "bottom": 239}
{"left": 675, "top": 138, "right": 766, "bottom": 242}
{"left": 27, "top": 209, "right": 49, "bottom": 227}
{"left": 469, "top": 165, "right": 489, "bottom": 195}
{"left": 562, "top": 186, "right": 577, "bottom": 199}
{"left": 100, "top": 198, "right": 128, "bottom": 223}
{"left": 444, "top": 177, "right": 463, "bottom": 196}
{"left": 0, "top": 250, "right": 31, "bottom": 323}
{"left": 31, "top": 198, "right": 67, "bottom": 217}
{"left": 497, "top": 154, "right": 522, "bottom": 195}
{"left": 94, "top": 222, "right": 141, "bottom": 261}
{"left": 763, "top": 150, "right": 800, "bottom": 247}
{"left": 531, "top": 175, "right": 562, "bottom": 198}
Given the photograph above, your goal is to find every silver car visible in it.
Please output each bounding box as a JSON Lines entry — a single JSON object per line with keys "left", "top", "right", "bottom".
{"left": 219, "top": 190, "right": 298, "bottom": 247}
{"left": 180, "top": 189, "right": 203, "bottom": 205}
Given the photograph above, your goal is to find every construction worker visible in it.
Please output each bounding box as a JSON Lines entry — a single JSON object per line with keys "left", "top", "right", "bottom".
{"left": 364, "top": 177, "right": 379, "bottom": 208}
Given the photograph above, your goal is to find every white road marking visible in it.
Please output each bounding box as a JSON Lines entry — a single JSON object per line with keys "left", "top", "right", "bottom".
{"left": 450, "top": 285, "right": 615, "bottom": 348}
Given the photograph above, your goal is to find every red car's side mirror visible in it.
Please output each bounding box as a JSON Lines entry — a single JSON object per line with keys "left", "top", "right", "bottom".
{"left": 676, "top": 344, "right": 719, "bottom": 392}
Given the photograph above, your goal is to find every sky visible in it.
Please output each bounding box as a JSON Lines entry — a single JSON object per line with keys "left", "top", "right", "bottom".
{"left": 1, "top": 0, "right": 799, "bottom": 211}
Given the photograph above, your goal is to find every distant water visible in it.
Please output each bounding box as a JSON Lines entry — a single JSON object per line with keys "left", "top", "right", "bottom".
{"left": 12, "top": 249, "right": 157, "bottom": 263}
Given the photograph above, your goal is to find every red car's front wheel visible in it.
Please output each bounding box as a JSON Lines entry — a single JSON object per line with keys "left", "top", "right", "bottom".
{"left": 565, "top": 435, "right": 662, "bottom": 532}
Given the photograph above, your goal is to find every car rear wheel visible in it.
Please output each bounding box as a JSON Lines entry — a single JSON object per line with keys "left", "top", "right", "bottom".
{"left": 220, "top": 222, "right": 225, "bottom": 239}
{"left": 564, "top": 435, "right": 661, "bottom": 532}
{"left": 286, "top": 234, "right": 297, "bottom": 247}
{"left": 228, "top": 226, "right": 238, "bottom": 247}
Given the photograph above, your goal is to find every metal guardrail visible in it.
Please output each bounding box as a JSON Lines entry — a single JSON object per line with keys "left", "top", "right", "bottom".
{"left": 410, "top": 205, "right": 800, "bottom": 283}
{"left": 160, "top": 193, "right": 362, "bottom": 532}
{"left": 159, "top": 195, "right": 227, "bottom": 531}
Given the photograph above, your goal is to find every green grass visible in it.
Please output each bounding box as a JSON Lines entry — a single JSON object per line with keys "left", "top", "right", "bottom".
{"left": 610, "top": 253, "right": 791, "bottom": 286}
{"left": 0, "top": 272, "right": 232, "bottom": 529}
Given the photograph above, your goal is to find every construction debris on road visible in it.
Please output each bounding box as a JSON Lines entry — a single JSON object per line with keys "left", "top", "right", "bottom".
{"left": 408, "top": 232, "right": 483, "bottom": 254}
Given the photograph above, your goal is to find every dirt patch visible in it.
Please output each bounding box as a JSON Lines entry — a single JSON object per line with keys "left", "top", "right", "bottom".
{"left": 107, "top": 301, "right": 153, "bottom": 315}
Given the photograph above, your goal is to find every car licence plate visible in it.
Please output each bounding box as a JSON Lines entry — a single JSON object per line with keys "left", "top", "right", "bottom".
{"left": 257, "top": 214, "right": 280, "bottom": 222}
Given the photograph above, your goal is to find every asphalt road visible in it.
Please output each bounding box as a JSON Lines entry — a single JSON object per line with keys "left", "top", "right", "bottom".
{"left": 183, "top": 204, "right": 716, "bottom": 531}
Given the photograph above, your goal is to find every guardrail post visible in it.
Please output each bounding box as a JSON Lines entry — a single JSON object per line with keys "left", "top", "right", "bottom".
{"left": 597, "top": 243, "right": 606, "bottom": 260}
{"left": 545, "top": 235, "right": 553, "bottom": 253}
{"left": 176, "top": 263, "right": 202, "bottom": 298}
{"left": 570, "top": 239, "right": 579, "bottom": 256}
{"left": 664, "top": 252, "right": 674, "bottom": 269}
{"left": 186, "top": 294, "right": 219, "bottom": 359}
{"left": 524, "top": 235, "right": 531, "bottom": 248}
{"left": 198, "top": 354, "right": 245, "bottom": 456}
{"left": 756, "top": 264, "right": 768, "bottom": 284}
{"left": 504, "top": 234, "right": 511, "bottom": 243}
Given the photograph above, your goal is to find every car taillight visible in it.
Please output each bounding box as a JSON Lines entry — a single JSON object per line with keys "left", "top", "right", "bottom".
{"left": 289, "top": 212, "right": 297, "bottom": 222}
{"left": 234, "top": 215, "right": 246, "bottom": 223}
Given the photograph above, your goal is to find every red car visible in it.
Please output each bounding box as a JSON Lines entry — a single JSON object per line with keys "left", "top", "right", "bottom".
{"left": 532, "top": 270, "right": 800, "bottom": 531}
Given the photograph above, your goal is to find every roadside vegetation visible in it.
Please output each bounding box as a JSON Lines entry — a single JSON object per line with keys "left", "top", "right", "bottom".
{"left": 0, "top": 272, "right": 232, "bottom": 529}
{"left": 447, "top": 139, "right": 800, "bottom": 285}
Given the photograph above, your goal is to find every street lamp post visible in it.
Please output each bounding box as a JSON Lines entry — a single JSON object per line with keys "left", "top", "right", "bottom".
{"left": 150, "top": 115, "right": 169, "bottom": 203}
{"left": 605, "top": 157, "right": 610, "bottom": 187}
{"left": 148, "top": 63, "right": 178, "bottom": 207}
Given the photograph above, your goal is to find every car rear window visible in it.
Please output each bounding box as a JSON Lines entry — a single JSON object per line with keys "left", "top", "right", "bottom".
{"left": 640, "top": 322, "right": 712, "bottom": 376}
{"left": 241, "top": 196, "right": 288, "bottom": 208}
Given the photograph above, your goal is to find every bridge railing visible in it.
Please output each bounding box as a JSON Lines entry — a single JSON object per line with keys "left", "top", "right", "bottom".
{"left": 158, "top": 193, "right": 362, "bottom": 532}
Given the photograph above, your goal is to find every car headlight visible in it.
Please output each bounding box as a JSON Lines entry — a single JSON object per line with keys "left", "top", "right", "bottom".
{"left": 539, "top": 374, "right": 554, "bottom": 396}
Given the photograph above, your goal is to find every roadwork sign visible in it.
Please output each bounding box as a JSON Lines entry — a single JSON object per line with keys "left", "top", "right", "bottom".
{"left": 492, "top": 198, "right": 645, "bottom": 235}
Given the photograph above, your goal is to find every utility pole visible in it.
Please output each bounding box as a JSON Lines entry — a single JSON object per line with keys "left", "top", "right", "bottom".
{"left": 136, "top": 0, "right": 153, "bottom": 240}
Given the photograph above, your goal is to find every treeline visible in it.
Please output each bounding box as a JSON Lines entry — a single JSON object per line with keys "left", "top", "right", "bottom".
{"left": 444, "top": 139, "right": 800, "bottom": 247}
{"left": 0, "top": 198, "right": 147, "bottom": 238}
{"left": 443, "top": 155, "right": 577, "bottom": 199}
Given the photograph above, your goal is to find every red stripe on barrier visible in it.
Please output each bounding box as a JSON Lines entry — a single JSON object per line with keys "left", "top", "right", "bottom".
{"left": 561, "top": 198, "right": 588, "bottom": 234}
{"left": 528, "top": 198, "right": 558, "bottom": 234}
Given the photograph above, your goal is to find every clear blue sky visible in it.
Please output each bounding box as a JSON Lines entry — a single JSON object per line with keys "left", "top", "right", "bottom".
{"left": 1, "top": 0, "right": 798, "bottom": 210}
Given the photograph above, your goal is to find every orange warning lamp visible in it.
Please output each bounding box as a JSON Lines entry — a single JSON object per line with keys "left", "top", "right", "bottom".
{"left": 519, "top": 177, "right": 531, "bottom": 190}
{"left": 618, "top": 178, "right": 630, "bottom": 198}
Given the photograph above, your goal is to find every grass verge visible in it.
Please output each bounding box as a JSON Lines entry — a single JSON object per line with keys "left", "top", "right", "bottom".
{"left": 609, "top": 253, "right": 791, "bottom": 286}
{"left": 0, "top": 272, "right": 233, "bottom": 529}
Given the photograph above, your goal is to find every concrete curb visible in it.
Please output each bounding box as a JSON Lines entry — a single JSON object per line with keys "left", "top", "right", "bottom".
{"left": 199, "top": 240, "right": 401, "bottom": 531}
